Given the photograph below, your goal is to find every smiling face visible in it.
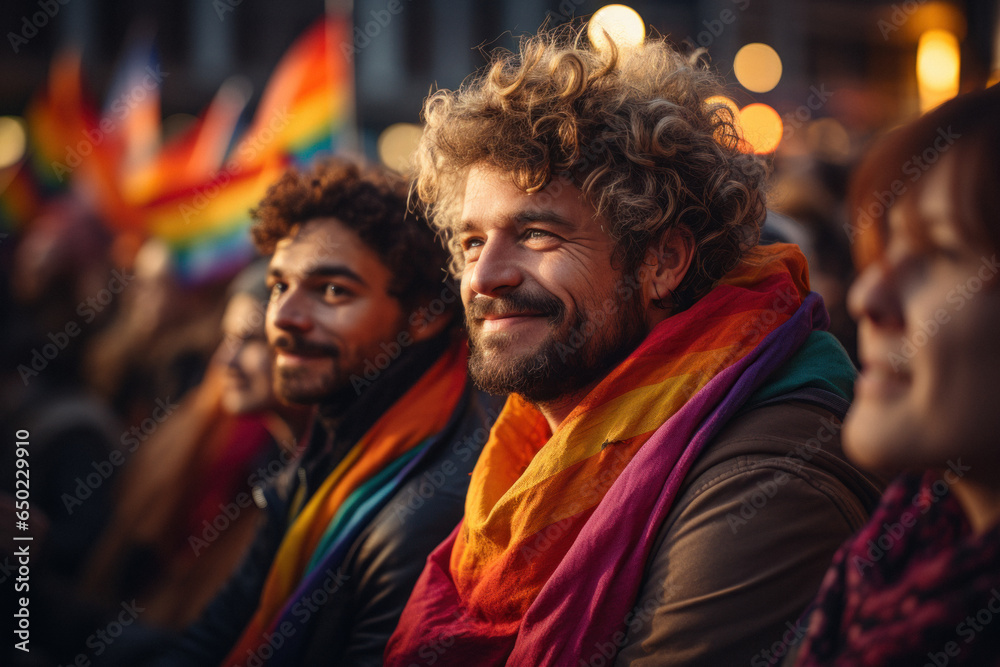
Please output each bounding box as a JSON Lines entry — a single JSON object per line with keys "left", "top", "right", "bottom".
{"left": 265, "top": 218, "right": 411, "bottom": 407}
{"left": 456, "top": 164, "right": 652, "bottom": 413}
{"left": 845, "top": 153, "right": 1000, "bottom": 480}
{"left": 216, "top": 293, "right": 275, "bottom": 415}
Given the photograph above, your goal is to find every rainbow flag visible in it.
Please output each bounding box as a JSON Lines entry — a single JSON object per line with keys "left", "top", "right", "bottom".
{"left": 232, "top": 15, "right": 353, "bottom": 167}
{"left": 24, "top": 49, "right": 150, "bottom": 234}
{"left": 142, "top": 156, "right": 289, "bottom": 284}
{"left": 122, "top": 77, "right": 249, "bottom": 207}
{"left": 104, "top": 32, "right": 162, "bottom": 182}
{"left": 142, "top": 14, "right": 354, "bottom": 283}
{"left": 16, "top": 15, "right": 354, "bottom": 283}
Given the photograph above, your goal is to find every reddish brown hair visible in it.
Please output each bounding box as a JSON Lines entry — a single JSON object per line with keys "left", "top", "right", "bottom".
{"left": 848, "top": 84, "right": 1000, "bottom": 268}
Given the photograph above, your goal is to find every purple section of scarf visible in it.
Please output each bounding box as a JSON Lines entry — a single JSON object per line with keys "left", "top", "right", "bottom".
{"left": 509, "top": 293, "right": 825, "bottom": 664}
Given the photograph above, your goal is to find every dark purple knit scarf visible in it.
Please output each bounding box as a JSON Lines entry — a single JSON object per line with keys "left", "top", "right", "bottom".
{"left": 794, "top": 469, "right": 1000, "bottom": 666}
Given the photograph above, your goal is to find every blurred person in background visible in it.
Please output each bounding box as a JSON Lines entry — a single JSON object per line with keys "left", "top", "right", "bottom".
{"left": 9, "top": 257, "right": 307, "bottom": 666}
{"left": 157, "top": 158, "right": 502, "bottom": 667}
{"left": 85, "top": 237, "right": 228, "bottom": 425}
{"left": 1, "top": 195, "right": 122, "bottom": 576}
{"left": 790, "top": 83, "right": 1000, "bottom": 666}
{"left": 74, "top": 259, "right": 310, "bottom": 665}
{"left": 1, "top": 194, "right": 123, "bottom": 667}
{"left": 770, "top": 171, "right": 858, "bottom": 365}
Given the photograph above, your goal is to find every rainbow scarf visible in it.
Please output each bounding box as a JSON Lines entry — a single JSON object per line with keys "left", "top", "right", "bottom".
{"left": 386, "top": 244, "right": 843, "bottom": 665}
{"left": 224, "top": 342, "right": 468, "bottom": 666}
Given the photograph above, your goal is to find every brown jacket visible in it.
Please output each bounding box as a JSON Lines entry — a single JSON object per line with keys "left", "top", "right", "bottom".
{"left": 614, "top": 401, "right": 883, "bottom": 666}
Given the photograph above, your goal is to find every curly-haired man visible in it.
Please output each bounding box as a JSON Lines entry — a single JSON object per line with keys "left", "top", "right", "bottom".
{"left": 386, "top": 28, "right": 881, "bottom": 666}
{"left": 158, "top": 158, "right": 502, "bottom": 667}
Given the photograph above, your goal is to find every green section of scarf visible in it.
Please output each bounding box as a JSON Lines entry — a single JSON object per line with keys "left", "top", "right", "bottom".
{"left": 304, "top": 441, "right": 429, "bottom": 575}
{"left": 747, "top": 330, "right": 856, "bottom": 407}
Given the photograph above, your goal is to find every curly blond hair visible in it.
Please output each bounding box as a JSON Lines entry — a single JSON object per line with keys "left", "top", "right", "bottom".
{"left": 414, "top": 26, "right": 767, "bottom": 309}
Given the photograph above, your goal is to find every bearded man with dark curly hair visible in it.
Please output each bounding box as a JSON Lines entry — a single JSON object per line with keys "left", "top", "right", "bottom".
{"left": 157, "top": 158, "right": 502, "bottom": 667}
{"left": 386, "top": 27, "right": 882, "bottom": 666}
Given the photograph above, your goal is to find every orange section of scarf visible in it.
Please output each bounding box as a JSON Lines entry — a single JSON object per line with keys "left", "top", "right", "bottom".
{"left": 448, "top": 244, "right": 810, "bottom": 630}
{"left": 224, "top": 341, "right": 468, "bottom": 665}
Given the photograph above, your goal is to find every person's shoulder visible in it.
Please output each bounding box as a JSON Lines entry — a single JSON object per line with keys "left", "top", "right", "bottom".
{"left": 615, "top": 402, "right": 884, "bottom": 666}
{"left": 687, "top": 400, "right": 883, "bottom": 504}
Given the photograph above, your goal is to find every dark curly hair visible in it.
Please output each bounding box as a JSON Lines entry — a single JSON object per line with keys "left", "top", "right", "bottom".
{"left": 252, "top": 157, "right": 455, "bottom": 317}
{"left": 414, "top": 25, "right": 768, "bottom": 310}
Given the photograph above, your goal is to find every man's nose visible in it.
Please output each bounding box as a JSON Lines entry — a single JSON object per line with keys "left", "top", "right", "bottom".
{"left": 466, "top": 237, "right": 523, "bottom": 297}
{"left": 269, "top": 286, "right": 314, "bottom": 334}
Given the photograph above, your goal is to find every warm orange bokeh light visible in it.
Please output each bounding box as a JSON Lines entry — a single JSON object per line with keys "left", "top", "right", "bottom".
{"left": 705, "top": 95, "right": 740, "bottom": 121}
{"left": 588, "top": 5, "right": 645, "bottom": 54}
{"left": 734, "top": 43, "right": 783, "bottom": 94}
{"left": 0, "top": 116, "right": 27, "bottom": 169}
{"left": 917, "top": 29, "right": 960, "bottom": 112}
{"left": 738, "top": 103, "right": 783, "bottom": 154}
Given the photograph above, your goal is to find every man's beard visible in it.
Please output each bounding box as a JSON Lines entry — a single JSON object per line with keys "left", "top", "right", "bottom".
{"left": 271, "top": 337, "right": 359, "bottom": 412}
{"left": 466, "top": 285, "right": 648, "bottom": 404}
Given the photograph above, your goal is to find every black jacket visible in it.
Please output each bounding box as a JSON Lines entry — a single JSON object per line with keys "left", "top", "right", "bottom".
{"left": 156, "top": 337, "right": 503, "bottom": 666}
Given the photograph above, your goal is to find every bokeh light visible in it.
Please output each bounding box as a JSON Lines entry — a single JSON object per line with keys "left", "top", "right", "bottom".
{"left": 0, "top": 116, "right": 27, "bottom": 169}
{"left": 903, "top": 2, "right": 967, "bottom": 41}
{"left": 377, "top": 122, "right": 424, "bottom": 173}
{"left": 738, "top": 103, "right": 783, "bottom": 154}
{"left": 917, "top": 29, "right": 960, "bottom": 112}
{"left": 588, "top": 5, "right": 645, "bottom": 55}
{"left": 804, "top": 118, "right": 851, "bottom": 163}
{"left": 705, "top": 95, "right": 741, "bottom": 143}
{"left": 734, "top": 43, "right": 783, "bottom": 94}
{"left": 705, "top": 95, "right": 740, "bottom": 122}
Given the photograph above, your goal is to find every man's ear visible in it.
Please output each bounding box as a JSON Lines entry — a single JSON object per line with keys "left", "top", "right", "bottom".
{"left": 642, "top": 227, "right": 694, "bottom": 312}
{"left": 408, "top": 304, "right": 455, "bottom": 343}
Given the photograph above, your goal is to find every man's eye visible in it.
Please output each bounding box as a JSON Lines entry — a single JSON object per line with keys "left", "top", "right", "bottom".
{"left": 325, "top": 284, "right": 349, "bottom": 298}
{"left": 461, "top": 238, "right": 485, "bottom": 260}
{"left": 269, "top": 283, "right": 286, "bottom": 299}
{"left": 526, "top": 229, "right": 557, "bottom": 242}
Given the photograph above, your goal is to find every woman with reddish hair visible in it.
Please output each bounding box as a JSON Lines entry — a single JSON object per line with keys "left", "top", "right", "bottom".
{"left": 791, "top": 84, "right": 1000, "bottom": 665}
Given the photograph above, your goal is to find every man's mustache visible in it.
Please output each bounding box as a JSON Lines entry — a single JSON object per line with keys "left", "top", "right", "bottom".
{"left": 272, "top": 335, "right": 339, "bottom": 357}
{"left": 465, "top": 289, "right": 565, "bottom": 324}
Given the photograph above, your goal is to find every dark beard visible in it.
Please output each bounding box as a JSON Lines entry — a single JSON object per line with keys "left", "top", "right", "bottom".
{"left": 271, "top": 335, "right": 347, "bottom": 406}
{"left": 466, "top": 286, "right": 648, "bottom": 404}
{"left": 274, "top": 359, "right": 350, "bottom": 407}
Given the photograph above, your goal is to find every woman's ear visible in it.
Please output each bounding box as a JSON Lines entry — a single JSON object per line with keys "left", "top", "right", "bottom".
{"left": 642, "top": 227, "right": 694, "bottom": 313}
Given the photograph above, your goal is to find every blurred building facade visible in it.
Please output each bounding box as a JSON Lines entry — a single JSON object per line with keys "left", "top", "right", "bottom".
{"left": 1, "top": 0, "right": 997, "bottom": 160}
